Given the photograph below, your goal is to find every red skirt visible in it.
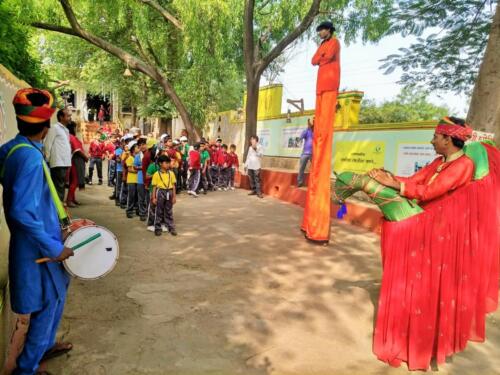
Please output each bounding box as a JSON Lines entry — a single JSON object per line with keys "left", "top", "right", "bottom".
{"left": 373, "top": 145, "right": 499, "bottom": 370}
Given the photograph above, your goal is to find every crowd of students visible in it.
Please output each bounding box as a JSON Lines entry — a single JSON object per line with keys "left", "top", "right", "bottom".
{"left": 87, "top": 130, "right": 248, "bottom": 236}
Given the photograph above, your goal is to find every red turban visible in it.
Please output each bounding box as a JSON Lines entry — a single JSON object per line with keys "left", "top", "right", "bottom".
{"left": 435, "top": 117, "right": 473, "bottom": 141}
{"left": 13, "top": 88, "right": 56, "bottom": 124}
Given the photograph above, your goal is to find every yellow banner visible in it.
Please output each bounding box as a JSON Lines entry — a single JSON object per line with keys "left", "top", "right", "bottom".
{"left": 333, "top": 141, "right": 385, "bottom": 174}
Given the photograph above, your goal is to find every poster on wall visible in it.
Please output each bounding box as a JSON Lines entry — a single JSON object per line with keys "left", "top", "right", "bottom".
{"left": 257, "top": 128, "right": 271, "bottom": 153}
{"left": 281, "top": 126, "right": 306, "bottom": 153}
{"left": 396, "top": 143, "right": 437, "bottom": 177}
{"left": 333, "top": 141, "right": 385, "bottom": 174}
{"left": 470, "top": 130, "right": 495, "bottom": 143}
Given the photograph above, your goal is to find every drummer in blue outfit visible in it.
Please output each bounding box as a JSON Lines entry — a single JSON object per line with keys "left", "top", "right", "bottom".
{"left": 0, "top": 88, "right": 74, "bottom": 375}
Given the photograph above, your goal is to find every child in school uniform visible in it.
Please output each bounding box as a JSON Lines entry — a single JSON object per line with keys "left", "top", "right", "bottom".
{"left": 119, "top": 140, "right": 131, "bottom": 209}
{"left": 228, "top": 144, "right": 239, "bottom": 190}
{"left": 199, "top": 141, "right": 210, "bottom": 194}
{"left": 187, "top": 143, "right": 201, "bottom": 197}
{"left": 125, "top": 142, "right": 140, "bottom": 218}
{"left": 151, "top": 155, "right": 177, "bottom": 236}
{"left": 217, "top": 144, "right": 230, "bottom": 191}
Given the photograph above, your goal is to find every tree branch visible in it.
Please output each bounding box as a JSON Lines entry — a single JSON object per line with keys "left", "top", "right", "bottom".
{"left": 256, "top": 0, "right": 322, "bottom": 77}
{"left": 53, "top": 0, "right": 161, "bottom": 81}
{"left": 145, "top": 39, "right": 163, "bottom": 68}
{"left": 138, "top": 0, "right": 183, "bottom": 30}
{"left": 31, "top": 22, "right": 78, "bottom": 37}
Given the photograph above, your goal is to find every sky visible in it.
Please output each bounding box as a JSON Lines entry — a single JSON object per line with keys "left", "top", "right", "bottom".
{"left": 261, "top": 35, "right": 470, "bottom": 117}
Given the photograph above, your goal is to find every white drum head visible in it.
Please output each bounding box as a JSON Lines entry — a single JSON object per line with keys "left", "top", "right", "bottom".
{"left": 63, "top": 225, "right": 119, "bottom": 280}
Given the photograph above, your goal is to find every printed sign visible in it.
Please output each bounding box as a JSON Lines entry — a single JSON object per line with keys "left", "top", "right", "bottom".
{"left": 470, "top": 130, "right": 495, "bottom": 143}
{"left": 257, "top": 128, "right": 271, "bottom": 153}
{"left": 281, "top": 126, "right": 306, "bottom": 150}
{"left": 333, "top": 141, "right": 385, "bottom": 174}
{"left": 396, "top": 143, "right": 437, "bottom": 177}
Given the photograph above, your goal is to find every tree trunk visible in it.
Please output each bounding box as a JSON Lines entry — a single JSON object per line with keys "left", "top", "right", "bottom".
{"left": 131, "top": 106, "right": 137, "bottom": 128}
{"left": 157, "top": 76, "right": 201, "bottom": 143}
{"left": 244, "top": 77, "right": 260, "bottom": 162}
{"left": 467, "top": 1, "right": 500, "bottom": 146}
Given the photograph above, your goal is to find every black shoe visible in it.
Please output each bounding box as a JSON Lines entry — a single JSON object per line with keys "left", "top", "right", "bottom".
{"left": 115, "top": 201, "right": 120, "bottom": 206}
{"left": 248, "top": 191, "right": 257, "bottom": 196}
{"left": 120, "top": 205, "right": 126, "bottom": 209}
{"left": 109, "top": 195, "right": 116, "bottom": 200}
{"left": 170, "top": 230, "right": 178, "bottom": 236}
{"left": 258, "top": 194, "right": 264, "bottom": 199}
{"left": 98, "top": 181, "right": 103, "bottom": 185}
{"left": 127, "top": 214, "right": 134, "bottom": 219}
{"left": 140, "top": 216, "right": 147, "bottom": 222}
{"left": 155, "top": 230, "right": 162, "bottom": 236}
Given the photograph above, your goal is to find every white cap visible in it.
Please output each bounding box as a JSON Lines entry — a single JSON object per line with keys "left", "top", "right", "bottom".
{"left": 160, "top": 133, "right": 169, "bottom": 141}
{"left": 180, "top": 136, "right": 188, "bottom": 142}
{"left": 127, "top": 141, "right": 137, "bottom": 149}
{"left": 173, "top": 140, "right": 180, "bottom": 145}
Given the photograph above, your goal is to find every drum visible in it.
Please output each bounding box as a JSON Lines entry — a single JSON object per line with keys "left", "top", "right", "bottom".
{"left": 63, "top": 225, "right": 119, "bottom": 280}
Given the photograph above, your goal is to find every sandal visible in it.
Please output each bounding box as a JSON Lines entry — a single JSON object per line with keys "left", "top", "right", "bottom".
{"left": 42, "top": 342, "right": 73, "bottom": 361}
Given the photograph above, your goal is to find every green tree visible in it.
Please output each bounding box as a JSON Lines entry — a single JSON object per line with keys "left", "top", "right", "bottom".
{"left": 358, "top": 88, "right": 449, "bottom": 124}
{"left": 0, "top": 1, "right": 46, "bottom": 86}
{"left": 379, "top": 0, "right": 499, "bottom": 141}
{"left": 11, "top": 0, "right": 244, "bottom": 141}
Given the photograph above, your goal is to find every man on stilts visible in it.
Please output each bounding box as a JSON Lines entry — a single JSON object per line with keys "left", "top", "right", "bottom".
{"left": 301, "top": 21, "right": 341, "bottom": 243}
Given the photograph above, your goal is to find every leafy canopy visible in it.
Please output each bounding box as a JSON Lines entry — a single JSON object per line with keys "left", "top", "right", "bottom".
{"left": 380, "top": 0, "right": 497, "bottom": 93}
{"left": 0, "top": 0, "right": 46, "bottom": 86}
{"left": 359, "top": 88, "right": 449, "bottom": 124}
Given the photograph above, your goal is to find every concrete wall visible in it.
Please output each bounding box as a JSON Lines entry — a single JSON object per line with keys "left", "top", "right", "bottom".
{"left": 0, "top": 64, "right": 30, "bottom": 365}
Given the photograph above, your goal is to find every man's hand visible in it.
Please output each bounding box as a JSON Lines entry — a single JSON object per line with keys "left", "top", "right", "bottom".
{"left": 368, "top": 169, "right": 400, "bottom": 190}
{"left": 54, "top": 247, "right": 74, "bottom": 262}
{"left": 172, "top": 196, "right": 177, "bottom": 205}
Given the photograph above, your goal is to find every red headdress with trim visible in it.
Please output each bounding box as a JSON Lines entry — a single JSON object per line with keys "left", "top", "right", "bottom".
{"left": 435, "top": 117, "right": 473, "bottom": 141}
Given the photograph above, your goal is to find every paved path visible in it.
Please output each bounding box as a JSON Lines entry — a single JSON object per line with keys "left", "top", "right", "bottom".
{"left": 47, "top": 185, "right": 500, "bottom": 375}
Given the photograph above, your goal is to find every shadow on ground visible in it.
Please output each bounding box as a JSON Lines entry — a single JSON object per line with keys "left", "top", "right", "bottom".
{"left": 47, "top": 185, "right": 500, "bottom": 375}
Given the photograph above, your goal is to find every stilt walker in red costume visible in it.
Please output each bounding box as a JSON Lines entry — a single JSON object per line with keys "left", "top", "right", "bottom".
{"left": 301, "top": 21, "right": 341, "bottom": 243}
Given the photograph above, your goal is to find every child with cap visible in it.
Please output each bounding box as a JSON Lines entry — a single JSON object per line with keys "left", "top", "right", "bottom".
{"left": 151, "top": 154, "right": 177, "bottom": 236}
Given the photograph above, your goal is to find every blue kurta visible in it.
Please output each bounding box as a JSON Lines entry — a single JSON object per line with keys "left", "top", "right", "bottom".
{"left": 0, "top": 134, "right": 69, "bottom": 314}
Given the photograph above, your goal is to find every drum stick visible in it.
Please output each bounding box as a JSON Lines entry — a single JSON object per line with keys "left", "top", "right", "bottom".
{"left": 35, "top": 233, "right": 103, "bottom": 264}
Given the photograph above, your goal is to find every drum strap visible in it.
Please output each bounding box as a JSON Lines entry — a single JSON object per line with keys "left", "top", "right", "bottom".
{"left": 0, "top": 143, "right": 70, "bottom": 226}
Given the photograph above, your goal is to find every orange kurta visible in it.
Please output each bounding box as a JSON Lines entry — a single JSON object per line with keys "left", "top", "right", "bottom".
{"left": 301, "top": 37, "right": 341, "bottom": 242}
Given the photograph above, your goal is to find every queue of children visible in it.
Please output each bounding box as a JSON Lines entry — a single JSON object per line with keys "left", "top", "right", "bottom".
{"left": 107, "top": 132, "right": 242, "bottom": 237}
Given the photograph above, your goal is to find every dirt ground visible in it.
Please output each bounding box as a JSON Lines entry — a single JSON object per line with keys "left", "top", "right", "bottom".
{"left": 46, "top": 184, "right": 500, "bottom": 375}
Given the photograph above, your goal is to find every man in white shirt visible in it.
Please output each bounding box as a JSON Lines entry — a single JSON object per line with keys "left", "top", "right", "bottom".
{"left": 244, "top": 135, "right": 264, "bottom": 198}
{"left": 44, "top": 108, "right": 72, "bottom": 202}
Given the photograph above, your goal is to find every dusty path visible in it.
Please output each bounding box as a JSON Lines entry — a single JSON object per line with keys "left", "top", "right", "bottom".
{"left": 47, "top": 185, "right": 500, "bottom": 375}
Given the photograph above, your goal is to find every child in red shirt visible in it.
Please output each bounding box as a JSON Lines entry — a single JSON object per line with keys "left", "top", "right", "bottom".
{"left": 228, "top": 144, "right": 239, "bottom": 190}
{"left": 187, "top": 143, "right": 201, "bottom": 197}
{"left": 217, "top": 144, "right": 230, "bottom": 191}
{"left": 88, "top": 133, "right": 105, "bottom": 185}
